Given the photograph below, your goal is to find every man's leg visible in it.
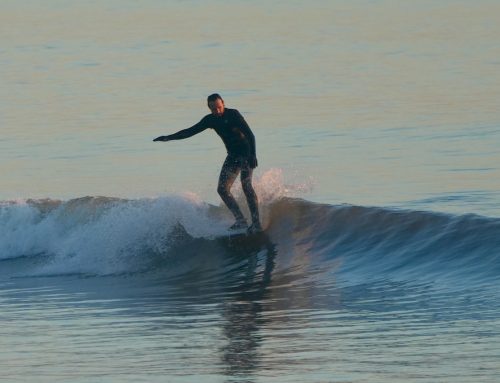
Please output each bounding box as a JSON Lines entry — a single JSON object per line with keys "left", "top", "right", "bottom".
{"left": 217, "top": 157, "right": 246, "bottom": 227}
{"left": 241, "top": 165, "right": 261, "bottom": 231}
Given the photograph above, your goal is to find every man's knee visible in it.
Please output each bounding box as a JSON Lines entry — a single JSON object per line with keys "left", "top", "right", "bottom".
{"left": 217, "top": 183, "right": 229, "bottom": 197}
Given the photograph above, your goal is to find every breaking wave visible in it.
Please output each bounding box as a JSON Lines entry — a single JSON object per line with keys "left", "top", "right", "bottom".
{"left": 1, "top": 193, "right": 499, "bottom": 288}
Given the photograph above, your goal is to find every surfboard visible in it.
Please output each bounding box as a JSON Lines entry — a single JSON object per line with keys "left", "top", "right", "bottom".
{"left": 214, "top": 228, "right": 269, "bottom": 248}
{"left": 218, "top": 228, "right": 249, "bottom": 238}
{"left": 167, "top": 222, "right": 271, "bottom": 252}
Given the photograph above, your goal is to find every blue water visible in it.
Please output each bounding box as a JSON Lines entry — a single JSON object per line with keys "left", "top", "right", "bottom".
{"left": 1, "top": 196, "right": 499, "bottom": 382}
{"left": 2, "top": 1, "right": 500, "bottom": 381}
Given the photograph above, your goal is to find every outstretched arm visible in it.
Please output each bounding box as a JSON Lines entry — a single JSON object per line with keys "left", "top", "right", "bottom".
{"left": 153, "top": 121, "right": 208, "bottom": 142}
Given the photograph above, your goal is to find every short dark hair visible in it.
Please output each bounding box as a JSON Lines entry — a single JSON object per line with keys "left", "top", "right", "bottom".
{"left": 207, "top": 93, "right": 223, "bottom": 103}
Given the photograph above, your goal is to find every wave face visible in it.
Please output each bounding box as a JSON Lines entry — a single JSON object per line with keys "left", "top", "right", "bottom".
{"left": 266, "top": 198, "right": 500, "bottom": 287}
{"left": 1, "top": 195, "right": 499, "bottom": 286}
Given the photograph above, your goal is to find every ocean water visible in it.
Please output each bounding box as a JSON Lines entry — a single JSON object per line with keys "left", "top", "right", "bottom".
{"left": 1, "top": 1, "right": 500, "bottom": 382}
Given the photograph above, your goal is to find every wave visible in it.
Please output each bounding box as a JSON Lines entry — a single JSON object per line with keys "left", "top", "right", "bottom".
{"left": 1, "top": 194, "right": 499, "bottom": 285}
{"left": 267, "top": 198, "right": 500, "bottom": 284}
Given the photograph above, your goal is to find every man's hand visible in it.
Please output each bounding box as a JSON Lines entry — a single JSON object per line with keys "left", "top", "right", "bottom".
{"left": 249, "top": 156, "right": 258, "bottom": 169}
{"left": 153, "top": 136, "right": 170, "bottom": 142}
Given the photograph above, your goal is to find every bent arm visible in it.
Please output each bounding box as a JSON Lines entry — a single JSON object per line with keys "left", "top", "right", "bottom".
{"left": 237, "top": 111, "right": 256, "bottom": 158}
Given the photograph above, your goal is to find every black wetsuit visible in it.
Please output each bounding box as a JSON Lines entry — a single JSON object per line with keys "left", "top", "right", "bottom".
{"left": 161, "top": 108, "right": 260, "bottom": 227}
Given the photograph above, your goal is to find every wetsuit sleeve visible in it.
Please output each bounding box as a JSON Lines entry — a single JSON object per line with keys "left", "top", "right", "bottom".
{"left": 235, "top": 110, "right": 256, "bottom": 158}
{"left": 166, "top": 117, "right": 209, "bottom": 140}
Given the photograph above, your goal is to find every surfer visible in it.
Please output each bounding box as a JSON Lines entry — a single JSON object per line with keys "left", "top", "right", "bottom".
{"left": 153, "top": 93, "right": 262, "bottom": 233}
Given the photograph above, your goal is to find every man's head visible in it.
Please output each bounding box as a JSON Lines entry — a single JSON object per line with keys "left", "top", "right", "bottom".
{"left": 207, "top": 93, "right": 225, "bottom": 117}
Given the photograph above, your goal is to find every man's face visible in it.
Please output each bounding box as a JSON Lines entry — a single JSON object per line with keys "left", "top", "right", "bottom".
{"left": 208, "top": 99, "right": 225, "bottom": 117}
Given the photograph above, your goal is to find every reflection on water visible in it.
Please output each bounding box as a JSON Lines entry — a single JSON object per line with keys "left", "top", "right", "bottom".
{"left": 220, "top": 239, "right": 276, "bottom": 379}
{"left": 1, "top": 244, "right": 499, "bottom": 382}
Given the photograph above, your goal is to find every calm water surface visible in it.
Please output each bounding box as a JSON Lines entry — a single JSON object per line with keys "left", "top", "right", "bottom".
{"left": 2, "top": 0, "right": 500, "bottom": 215}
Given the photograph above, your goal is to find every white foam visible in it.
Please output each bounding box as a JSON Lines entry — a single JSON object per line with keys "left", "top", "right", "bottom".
{"left": 0, "top": 169, "right": 305, "bottom": 276}
{"left": 0, "top": 195, "right": 228, "bottom": 276}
